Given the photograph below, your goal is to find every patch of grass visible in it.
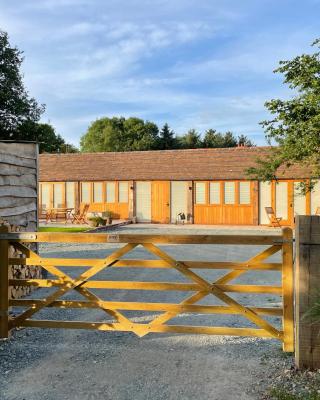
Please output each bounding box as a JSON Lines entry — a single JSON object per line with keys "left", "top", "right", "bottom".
{"left": 38, "top": 227, "right": 89, "bottom": 233}
{"left": 270, "top": 388, "right": 320, "bottom": 400}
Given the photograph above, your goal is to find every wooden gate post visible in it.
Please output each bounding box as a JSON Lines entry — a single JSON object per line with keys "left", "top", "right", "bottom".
{"left": 295, "top": 215, "right": 320, "bottom": 369}
{"left": 282, "top": 227, "right": 294, "bottom": 352}
{"left": 0, "top": 225, "right": 9, "bottom": 339}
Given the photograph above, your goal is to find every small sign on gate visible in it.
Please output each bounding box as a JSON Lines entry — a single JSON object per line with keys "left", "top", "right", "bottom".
{"left": 107, "top": 234, "right": 120, "bottom": 243}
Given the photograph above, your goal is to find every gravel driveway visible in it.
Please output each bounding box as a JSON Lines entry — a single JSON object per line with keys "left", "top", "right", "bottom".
{"left": 0, "top": 226, "right": 288, "bottom": 400}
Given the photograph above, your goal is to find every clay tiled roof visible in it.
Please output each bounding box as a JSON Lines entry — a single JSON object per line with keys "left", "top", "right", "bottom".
{"left": 39, "top": 147, "right": 312, "bottom": 182}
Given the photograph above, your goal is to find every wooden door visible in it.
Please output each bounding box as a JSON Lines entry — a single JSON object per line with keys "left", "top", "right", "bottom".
{"left": 152, "top": 181, "right": 170, "bottom": 223}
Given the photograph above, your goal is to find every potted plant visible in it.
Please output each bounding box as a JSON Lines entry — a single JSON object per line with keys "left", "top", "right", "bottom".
{"left": 102, "top": 211, "right": 113, "bottom": 225}
{"left": 87, "top": 215, "right": 100, "bottom": 228}
{"left": 87, "top": 215, "right": 105, "bottom": 227}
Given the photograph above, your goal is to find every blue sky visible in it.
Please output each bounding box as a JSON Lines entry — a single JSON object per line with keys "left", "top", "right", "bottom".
{"left": 0, "top": 0, "right": 319, "bottom": 146}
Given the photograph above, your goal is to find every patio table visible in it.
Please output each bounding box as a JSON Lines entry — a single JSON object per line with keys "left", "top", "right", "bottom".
{"left": 45, "top": 208, "right": 74, "bottom": 223}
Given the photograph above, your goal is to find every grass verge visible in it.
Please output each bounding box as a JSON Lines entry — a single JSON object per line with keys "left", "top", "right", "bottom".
{"left": 38, "top": 226, "right": 89, "bottom": 233}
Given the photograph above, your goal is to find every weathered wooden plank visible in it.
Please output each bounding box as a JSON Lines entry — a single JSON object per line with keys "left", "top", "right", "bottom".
{"left": 0, "top": 226, "right": 9, "bottom": 338}
{"left": 0, "top": 153, "right": 36, "bottom": 168}
{"left": 0, "top": 203, "right": 36, "bottom": 217}
{"left": 6, "top": 212, "right": 37, "bottom": 227}
{"left": 0, "top": 197, "right": 36, "bottom": 209}
{"left": 0, "top": 174, "right": 36, "bottom": 187}
{"left": 0, "top": 164, "right": 36, "bottom": 177}
{"left": 0, "top": 186, "right": 37, "bottom": 198}
{"left": 0, "top": 142, "right": 37, "bottom": 159}
{"left": 295, "top": 215, "right": 320, "bottom": 369}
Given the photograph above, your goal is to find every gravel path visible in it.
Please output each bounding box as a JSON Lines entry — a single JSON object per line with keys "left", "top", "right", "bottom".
{"left": 0, "top": 226, "right": 289, "bottom": 400}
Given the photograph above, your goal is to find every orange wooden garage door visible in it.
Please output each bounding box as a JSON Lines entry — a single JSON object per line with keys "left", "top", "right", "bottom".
{"left": 152, "top": 181, "right": 170, "bottom": 223}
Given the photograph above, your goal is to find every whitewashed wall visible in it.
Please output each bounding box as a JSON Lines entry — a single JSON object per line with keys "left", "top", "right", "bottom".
{"left": 0, "top": 141, "right": 38, "bottom": 230}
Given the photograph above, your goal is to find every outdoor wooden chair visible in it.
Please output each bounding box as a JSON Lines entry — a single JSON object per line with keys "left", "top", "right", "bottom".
{"left": 265, "top": 207, "right": 282, "bottom": 227}
{"left": 71, "top": 203, "right": 90, "bottom": 224}
{"left": 315, "top": 207, "right": 320, "bottom": 216}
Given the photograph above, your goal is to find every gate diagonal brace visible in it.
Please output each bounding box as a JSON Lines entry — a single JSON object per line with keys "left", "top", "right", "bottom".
{"left": 10, "top": 243, "right": 145, "bottom": 336}
{"left": 139, "top": 243, "right": 282, "bottom": 339}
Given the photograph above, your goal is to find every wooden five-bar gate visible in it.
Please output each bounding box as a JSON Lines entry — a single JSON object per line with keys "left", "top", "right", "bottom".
{"left": 0, "top": 228, "right": 294, "bottom": 351}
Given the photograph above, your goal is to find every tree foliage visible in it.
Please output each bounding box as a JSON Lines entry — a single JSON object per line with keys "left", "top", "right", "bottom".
{"left": 0, "top": 30, "right": 44, "bottom": 138}
{"left": 177, "top": 129, "right": 202, "bottom": 149}
{"left": 80, "top": 117, "right": 159, "bottom": 152}
{"left": 0, "top": 30, "right": 77, "bottom": 153}
{"left": 158, "top": 123, "right": 177, "bottom": 149}
{"left": 248, "top": 39, "right": 320, "bottom": 185}
{"left": 81, "top": 116, "right": 255, "bottom": 152}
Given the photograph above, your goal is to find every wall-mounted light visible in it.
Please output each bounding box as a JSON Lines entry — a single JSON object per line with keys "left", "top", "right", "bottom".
{"left": 189, "top": 186, "right": 192, "bottom": 190}
{"left": 130, "top": 186, "right": 134, "bottom": 190}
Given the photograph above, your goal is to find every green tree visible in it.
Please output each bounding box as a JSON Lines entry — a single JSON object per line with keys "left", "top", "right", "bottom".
{"left": 158, "top": 123, "right": 176, "bottom": 149}
{"left": 0, "top": 30, "right": 44, "bottom": 139}
{"left": 80, "top": 116, "right": 159, "bottom": 152}
{"left": 18, "top": 122, "right": 78, "bottom": 153}
{"left": 248, "top": 39, "right": 320, "bottom": 186}
{"left": 237, "top": 134, "right": 254, "bottom": 147}
{"left": 202, "top": 129, "right": 226, "bottom": 148}
{"left": 178, "top": 129, "right": 201, "bottom": 149}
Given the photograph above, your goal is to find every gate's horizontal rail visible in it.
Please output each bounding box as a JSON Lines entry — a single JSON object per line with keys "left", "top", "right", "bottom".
{"left": 0, "top": 232, "right": 285, "bottom": 245}
{"left": 9, "top": 279, "right": 282, "bottom": 294}
{"left": 8, "top": 257, "right": 282, "bottom": 271}
{"left": 19, "top": 319, "right": 282, "bottom": 338}
{"left": 9, "top": 299, "right": 283, "bottom": 316}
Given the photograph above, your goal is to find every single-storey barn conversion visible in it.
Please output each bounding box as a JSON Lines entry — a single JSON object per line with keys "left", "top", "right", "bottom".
{"left": 39, "top": 147, "right": 320, "bottom": 226}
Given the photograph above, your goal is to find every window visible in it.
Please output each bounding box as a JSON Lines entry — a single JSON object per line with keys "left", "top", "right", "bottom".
{"left": 93, "top": 182, "right": 103, "bottom": 202}
{"left": 224, "top": 182, "right": 235, "bottom": 204}
{"left": 275, "top": 181, "right": 288, "bottom": 220}
{"left": 66, "top": 182, "right": 75, "bottom": 208}
{"left": 209, "top": 182, "right": 220, "bottom": 204}
{"left": 311, "top": 180, "right": 320, "bottom": 214}
{"left": 41, "top": 184, "right": 51, "bottom": 209}
{"left": 195, "top": 182, "right": 206, "bottom": 204}
{"left": 119, "top": 182, "right": 128, "bottom": 203}
{"left": 81, "top": 182, "right": 91, "bottom": 203}
{"left": 106, "top": 182, "right": 116, "bottom": 203}
{"left": 239, "top": 182, "right": 251, "bottom": 204}
{"left": 53, "top": 183, "right": 64, "bottom": 208}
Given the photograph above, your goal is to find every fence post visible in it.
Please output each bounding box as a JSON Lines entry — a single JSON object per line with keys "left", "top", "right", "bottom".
{"left": 282, "top": 227, "right": 294, "bottom": 352}
{"left": 0, "top": 225, "right": 9, "bottom": 339}
{"left": 295, "top": 215, "right": 320, "bottom": 369}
